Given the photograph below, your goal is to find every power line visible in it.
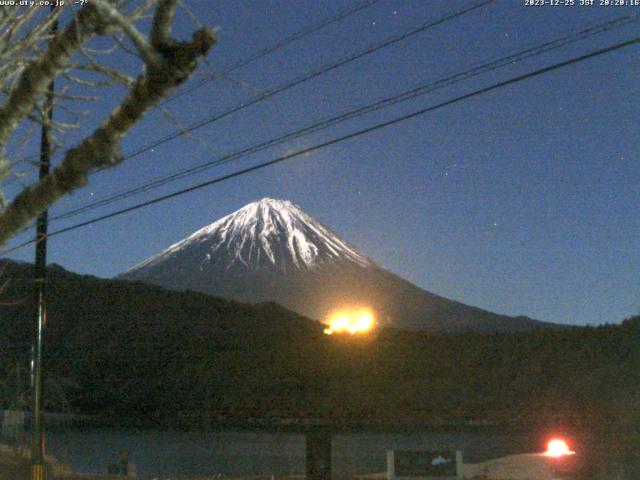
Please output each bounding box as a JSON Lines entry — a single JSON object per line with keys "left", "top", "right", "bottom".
{"left": 3, "top": 35, "right": 638, "bottom": 256}
{"left": 5, "top": 0, "right": 494, "bottom": 188}
{"left": 0, "top": 0, "right": 498, "bottom": 244}
{"left": 49, "top": 13, "right": 639, "bottom": 223}
{"left": 107, "top": 0, "right": 497, "bottom": 163}
{"left": 160, "top": 0, "right": 384, "bottom": 107}
{"left": 4, "top": 0, "right": 497, "bottom": 230}
{"left": 2, "top": 0, "right": 382, "bottom": 176}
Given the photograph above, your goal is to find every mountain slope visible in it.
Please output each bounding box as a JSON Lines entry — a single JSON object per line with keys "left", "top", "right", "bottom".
{"left": 121, "top": 198, "right": 554, "bottom": 333}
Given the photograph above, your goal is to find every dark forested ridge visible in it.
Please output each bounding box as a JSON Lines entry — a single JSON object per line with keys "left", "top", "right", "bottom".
{"left": 0, "top": 259, "right": 638, "bottom": 438}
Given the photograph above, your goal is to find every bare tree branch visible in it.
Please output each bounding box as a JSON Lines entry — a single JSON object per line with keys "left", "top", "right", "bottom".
{"left": 0, "top": 5, "right": 108, "bottom": 152}
{"left": 93, "top": 0, "right": 161, "bottom": 65}
{"left": 129, "top": 0, "right": 161, "bottom": 20}
{"left": 0, "top": 2, "right": 216, "bottom": 245}
{"left": 151, "top": 0, "right": 178, "bottom": 49}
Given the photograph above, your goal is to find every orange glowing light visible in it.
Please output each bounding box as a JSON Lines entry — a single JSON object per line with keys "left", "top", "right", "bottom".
{"left": 544, "top": 439, "right": 575, "bottom": 457}
{"left": 323, "top": 308, "right": 375, "bottom": 335}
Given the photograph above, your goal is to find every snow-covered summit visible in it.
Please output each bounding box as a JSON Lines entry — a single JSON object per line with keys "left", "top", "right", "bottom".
{"left": 125, "top": 198, "right": 373, "bottom": 275}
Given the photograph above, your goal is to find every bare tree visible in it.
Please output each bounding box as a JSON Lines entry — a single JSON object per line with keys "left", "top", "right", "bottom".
{"left": 0, "top": 0, "right": 216, "bottom": 246}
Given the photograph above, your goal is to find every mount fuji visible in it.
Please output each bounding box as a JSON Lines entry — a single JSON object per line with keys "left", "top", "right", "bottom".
{"left": 120, "top": 198, "right": 552, "bottom": 333}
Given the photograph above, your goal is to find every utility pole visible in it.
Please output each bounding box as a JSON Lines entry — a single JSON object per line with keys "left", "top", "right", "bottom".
{"left": 31, "top": 7, "right": 57, "bottom": 480}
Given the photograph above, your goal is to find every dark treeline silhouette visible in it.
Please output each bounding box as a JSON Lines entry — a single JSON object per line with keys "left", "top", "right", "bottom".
{"left": 0, "top": 260, "right": 638, "bottom": 452}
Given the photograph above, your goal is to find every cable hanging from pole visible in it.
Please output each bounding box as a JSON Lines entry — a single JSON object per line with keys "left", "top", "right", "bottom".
{"left": 116, "top": 0, "right": 497, "bottom": 165}
{"left": 2, "top": 0, "right": 501, "bottom": 239}
{"left": 6, "top": 0, "right": 493, "bottom": 178}
{"left": 45, "top": 12, "right": 639, "bottom": 224}
{"left": 3, "top": 0, "right": 383, "bottom": 175}
{"left": 2, "top": 34, "right": 638, "bottom": 257}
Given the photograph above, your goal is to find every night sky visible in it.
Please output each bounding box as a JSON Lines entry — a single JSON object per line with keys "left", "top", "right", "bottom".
{"left": 3, "top": 0, "right": 639, "bottom": 326}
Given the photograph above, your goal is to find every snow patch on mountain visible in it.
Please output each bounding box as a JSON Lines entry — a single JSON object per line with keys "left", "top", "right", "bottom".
{"left": 124, "top": 198, "right": 373, "bottom": 274}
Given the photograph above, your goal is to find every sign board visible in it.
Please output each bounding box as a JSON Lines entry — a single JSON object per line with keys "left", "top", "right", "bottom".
{"left": 387, "top": 450, "right": 462, "bottom": 480}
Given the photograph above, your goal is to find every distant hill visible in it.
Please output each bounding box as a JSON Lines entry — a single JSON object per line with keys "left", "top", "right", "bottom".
{"left": 0, "top": 259, "right": 638, "bottom": 436}
{"left": 120, "top": 198, "right": 556, "bottom": 333}
{"left": 0, "top": 259, "right": 322, "bottom": 414}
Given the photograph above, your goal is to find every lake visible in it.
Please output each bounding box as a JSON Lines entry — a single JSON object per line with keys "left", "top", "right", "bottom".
{"left": 40, "top": 428, "right": 538, "bottom": 477}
